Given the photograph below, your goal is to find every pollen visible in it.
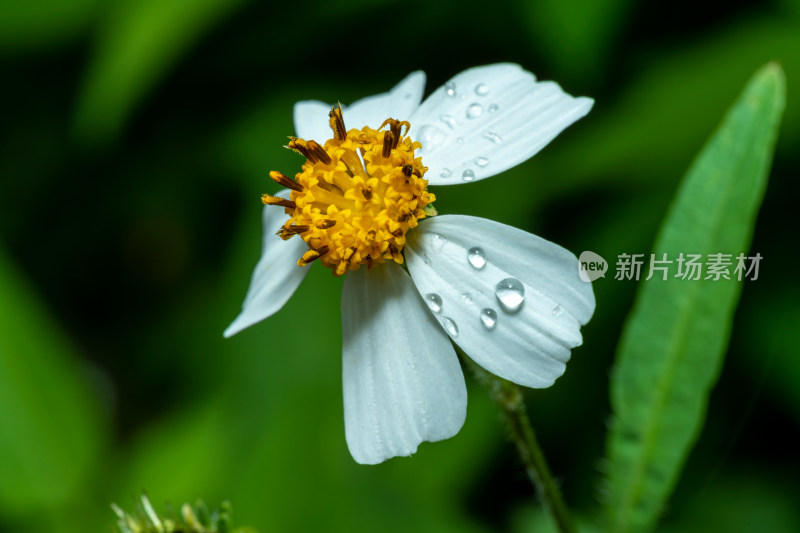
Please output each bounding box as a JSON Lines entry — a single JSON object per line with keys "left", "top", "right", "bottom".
{"left": 263, "top": 105, "right": 435, "bottom": 276}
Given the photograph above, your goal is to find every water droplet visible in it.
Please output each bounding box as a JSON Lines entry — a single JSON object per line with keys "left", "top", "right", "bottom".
{"left": 417, "top": 125, "right": 447, "bottom": 151}
{"left": 475, "top": 157, "right": 489, "bottom": 168}
{"left": 439, "top": 167, "right": 452, "bottom": 178}
{"left": 466, "top": 103, "right": 484, "bottom": 119}
{"left": 456, "top": 137, "right": 464, "bottom": 144}
{"left": 429, "top": 232, "right": 447, "bottom": 251}
{"left": 480, "top": 308, "right": 498, "bottom": 330}
{"left": 462, "top": 169, "right": 475, "bottom": 182}
{"left": 445, "top": 82, "right": 456, "bottom": 97}
{"left": 475, "top": 83, "right": 489, "bottom": 96}
{"left": 460, "top": 292, "right": 474, "bottom": 304}
{"left": 495, "top": 278, "right": 525, "bottom": 313}
{"left": 552, "top": 305, "right": 565, "bottom": 317}
{"left": 440, "top": 114, "right": 457, "bottom": 129}
{"left": 488, "top": 103, "right": 499, "bottom": 113}
{"left": 424, "top": 293, "right": 442, "bottom": 314}
{"left": 467, "top": 247, "right": 486, "bottom": 269}
{"left": 441, "top": 317, "right": 459, "bottom": 337}
{"left": 484, "top": 131, "right": 503, "bottom": 144}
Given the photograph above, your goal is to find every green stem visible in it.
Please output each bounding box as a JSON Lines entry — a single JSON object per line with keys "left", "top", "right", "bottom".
{"left": 460, "top": 351, "right": 575, "bottom": 533}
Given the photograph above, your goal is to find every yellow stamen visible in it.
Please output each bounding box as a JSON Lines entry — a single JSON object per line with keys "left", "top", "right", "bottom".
{"left": 264, "top": 113, "right": 434, "bottom": 276}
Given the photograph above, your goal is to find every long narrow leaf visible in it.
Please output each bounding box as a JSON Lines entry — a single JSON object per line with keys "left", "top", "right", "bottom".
{"left": 604, "top": 63, "right": 786, "bottom": 533}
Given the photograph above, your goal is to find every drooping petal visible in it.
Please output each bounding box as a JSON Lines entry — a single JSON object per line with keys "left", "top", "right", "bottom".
{"left": 408, "top": 63, "right": 593, "bottom": 185}
{"left": 224, "top": 189, "right": 310, "bottom": 337}
{"left": 341, "top": 262, "right": 467, "bottom": 464}
{"left": 404, "top": 215, "right": 595, "bottom": 388}
{"left": 293, "top": 71, "right": 426, "bottom": 143}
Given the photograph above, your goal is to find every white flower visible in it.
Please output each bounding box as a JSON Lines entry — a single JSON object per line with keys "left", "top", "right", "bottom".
{"left": 225, "top": 64, "right": 596, "bottom": 464}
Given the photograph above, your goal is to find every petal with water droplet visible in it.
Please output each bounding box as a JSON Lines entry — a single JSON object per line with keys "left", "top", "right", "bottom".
{"left": 408, "top": 63, "right": 593, "bottom": 186}
{"left": 293, "top": 70, "right": 426, "bottom": 142}
{"left": 341, "top": 262, "right": 467, "bottom": 464}
{"left": 224, "top": 189, "right": 311, "bottom": 337}
{"left": 405, "top": 215, "right": 595, "bottom": 388}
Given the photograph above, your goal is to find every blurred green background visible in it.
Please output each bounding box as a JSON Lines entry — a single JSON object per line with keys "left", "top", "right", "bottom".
{"left": 0, "top": 0, "right": 798, "bottom": 532}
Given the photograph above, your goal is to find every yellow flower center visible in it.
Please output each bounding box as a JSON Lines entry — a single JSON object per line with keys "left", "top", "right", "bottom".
{"left": 262, "top": 106, "right": 435, "bottom": 277}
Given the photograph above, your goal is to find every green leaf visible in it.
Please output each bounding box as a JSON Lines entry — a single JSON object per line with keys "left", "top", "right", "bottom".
{"left": 73, "top": 0, "right": 247, "bottom": 145}
{"left": 603, "top": 63, "right": 786, "bottom": 533}
{"left": 0, "top": 244, "right": 105, "bottom": 515}
{"left": 0, "top": 0, "right": 101, "bottom": 53}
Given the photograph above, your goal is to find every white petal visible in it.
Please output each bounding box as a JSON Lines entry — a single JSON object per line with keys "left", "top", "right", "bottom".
{"left": 293, "top": 100, "right": 331, "bottom": 143}
{"left": 292, "top": 71, "right": 426, "bottom": 143}
{"left": 343, "top": 70, "right": 426, "bottom": 130}
{"left": 341, "top": 262, "right": 467, "bottom": 464}
{"left": 408, "top": 63, "right": 593, "bottom": 185}
{"left": 224, "top": 189, "right": 310, "bottom": 337}
{"left": 404, "top": 215, "right": 595, "bottom": 388}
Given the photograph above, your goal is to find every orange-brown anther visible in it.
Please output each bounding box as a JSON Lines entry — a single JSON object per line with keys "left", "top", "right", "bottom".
{"left": 380, "top": 118, "right": 409, "bottom": 149}
{"left": 329, "top": 105, "right": 346, "bottom": 141}
{"left": 277, "top": 224, "right": 310, "bottom": 240}
{"left": 288, "top": 137, "right": 329, "bottom": 164}
{"left": 314, "top": 219, "right": 337, "bottom": 229}
{"left": 382, "top": 132, "right": 394, "bottom": 158}
{"left": 298, "top": 245, "right": 330, "bottom": 266}
{"left": 306, "top": 140, "right": 332, "bottom": 165}
{"left": 262, "top": 195, "right": 296, "bottom": 208}
{"left": 269, "top": 170, "right": 303, "bottom": 192}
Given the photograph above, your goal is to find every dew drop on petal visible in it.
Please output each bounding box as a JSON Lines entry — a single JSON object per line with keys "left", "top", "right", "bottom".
{"left": 440, "top": 114, "right": 457, "bottom": 129}
{"left": 429, "top": 232, "right": 447, "bottom": 251}
{"left": 495, "top": 278, "right": 525, "bottom": 313}
{"left": 460, "top": 292, "right": 474, "bottom": 304}
{"left": 484, "top": 131, "right": 503, "bottom": 144}
{"left": 466, "top": 103, "right": 484, "bottom": 119}
{"left": 552, "top": 305, "right": 565, "bottom": 317}
{"left": 467, "top": 247, "right": 486, "bottom": 269}
{"left": 441, "top": 316, "right": 459, "bottom": 337}
{"left": 440, "top": 167, "right": 452, "bottom": 178}
{"left": 462, "top": 169, "right": 475, "bottom": 182}
{"left": 475, "top": 83, "right": 489, "bottom": 96}
{"left": 417, "top": 125, "right": 447, "bottom": 152}
{"left": 456, "top": 137, "right": 464, "bottom": 144}
{"left": 475, "top": 157, "right": 489, "bottom": 168}
{"left": 424, "top": 293, "right": 442, "bottom": 314}
{"left": 445, "top": 82, "right": 456, "bottom": 97}
{"left": 488, "top": 103, "right": 499, "bottom": 113}
{"left": 480, "top": 308, "right": 497, "bottom": 330}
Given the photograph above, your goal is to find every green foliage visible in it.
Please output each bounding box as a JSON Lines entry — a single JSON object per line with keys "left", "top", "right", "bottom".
{"left": 0, "top": 245, "right": 105, "bottom": 516}
{"left": 73, "top": 0, "right": 248, "bottom": 145}
{"left": 604, "top": 64, "right": 786, "bottom": 533}
{"left": 0, "top": 0, "right": 101, "bottom": 52}
{"left": 0, "top": 1, "right": 797, "bottom": 532}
